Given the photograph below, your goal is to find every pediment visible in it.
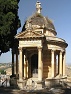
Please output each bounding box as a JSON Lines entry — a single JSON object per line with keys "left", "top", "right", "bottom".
{"left": 15, "top": 30, "right": 43, "bottom": 39}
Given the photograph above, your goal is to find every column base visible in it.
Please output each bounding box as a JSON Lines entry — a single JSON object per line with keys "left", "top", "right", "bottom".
{"left": 16, "top": 74, "right": 19, "bottom": 79}
{"left": 45, "top": 78, "right": 59, "bottom": 88}
{"left": 17, "top": 80, "right": 26, "bottom": 90}
{"left": 37, "top": 81, "right": 44, "bottom": 90}
{"left": 10, "top": 75, "right": 17, "bottom": 87}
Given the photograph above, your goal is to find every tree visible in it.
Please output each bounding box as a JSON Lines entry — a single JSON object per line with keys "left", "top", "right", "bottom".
{"left": 0, "top": 69, "right": 6, "bottom": 74}
{"left": 0, "top": 0, "right": 21, "bottom": 55}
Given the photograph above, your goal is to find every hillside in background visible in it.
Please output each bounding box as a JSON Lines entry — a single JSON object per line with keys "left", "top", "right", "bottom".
{"left": 66, "top": 65, "right": 71, "bottom": 77}
{"left": 0, "top": 63, "right": 71, "bottom": 77}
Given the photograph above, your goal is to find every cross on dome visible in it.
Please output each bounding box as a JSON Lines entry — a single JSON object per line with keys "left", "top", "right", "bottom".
{"left": 36, "top": 1, "right": 42, "bottom": 14}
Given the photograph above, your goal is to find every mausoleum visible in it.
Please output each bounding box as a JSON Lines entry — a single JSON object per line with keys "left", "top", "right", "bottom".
{"left": 12, "top": 1, "right": 68, "bottom": 89}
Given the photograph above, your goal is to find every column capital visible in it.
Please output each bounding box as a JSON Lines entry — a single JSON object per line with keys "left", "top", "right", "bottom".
{"left": 64, "top": 50, "right": 66, "bottom": 53}
{"left": 51, "top": 49, "right": 56, "bottom": 54}
{"left": 60, "top": 49, "right": 64, "bottom": 53}
{"left": 51, "top": 48, "right": 56, "bottom": 51}
{"left": 51, "top": 49, "right": 55, "bottom": 52}
{"left": 37, "top": 46, "right": 42, "bottom": 50}
{"left": 18, "top": 47, "right": 23, "bottom": 52}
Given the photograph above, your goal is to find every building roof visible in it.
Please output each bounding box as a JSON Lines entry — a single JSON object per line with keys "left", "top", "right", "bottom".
{"left": 15, "top": 1, "right": 68, "bottom": 48}
{"left": 22, "top": 1, "right": 56, "bottom": 34}
{"left": 26, "top": 13, "right": 56, "bottom": 31}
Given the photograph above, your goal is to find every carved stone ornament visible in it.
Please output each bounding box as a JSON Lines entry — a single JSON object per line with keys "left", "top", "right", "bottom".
{"left": 60, "top": 49, "right": 64, "bottom": 53}
{"left": 25, "top": 20, "right": 32, "bottom": 30}
{"left": 38, "top": 46, "right": 42, "bottom": 50}
{"left": 18, "top": 47, "right": 23, "bottom": 52}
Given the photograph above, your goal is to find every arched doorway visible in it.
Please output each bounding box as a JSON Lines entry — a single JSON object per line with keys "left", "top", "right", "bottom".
{"left": 31, "top": 54, "right": 38, "bottom": 77}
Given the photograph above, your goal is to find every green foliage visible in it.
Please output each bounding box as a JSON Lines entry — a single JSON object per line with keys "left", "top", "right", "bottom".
{"left": 0, "top": 69, "right": 6, "bottom": 74}
{"left": 0, "top": 0, "right": 21, "bottom": 54}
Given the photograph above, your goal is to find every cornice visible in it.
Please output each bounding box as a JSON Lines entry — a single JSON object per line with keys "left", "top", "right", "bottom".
{"left": 46, "top": 36, "right": 68, "bottom": 48}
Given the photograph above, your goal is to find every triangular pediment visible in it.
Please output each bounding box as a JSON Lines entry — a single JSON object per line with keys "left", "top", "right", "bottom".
{"left": 15, "top": 30, "right": 43, "bottom": 39}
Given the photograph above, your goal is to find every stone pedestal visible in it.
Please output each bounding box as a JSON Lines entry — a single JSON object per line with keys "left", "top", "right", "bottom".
{"left": 45, "top": 78, "right": 60, "bottom": 88}
{"left": 10, "top": 77, "right": 17, "bottom": 87}
{"left": 17, "top": 80, "right": 26, "bottom": 90}
{"left": 37, "top": 81, "right": 44, "bottom": 90}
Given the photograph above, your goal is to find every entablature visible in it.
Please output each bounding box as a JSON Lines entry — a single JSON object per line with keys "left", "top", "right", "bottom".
{"left": 19, "top": 39, "right": 42, "bottom": 48}
{"left": 47, "top": 44, "right": 65, "bottom": 51}
{"left": 46, "top": 36, "right": 68, "bottom": 48}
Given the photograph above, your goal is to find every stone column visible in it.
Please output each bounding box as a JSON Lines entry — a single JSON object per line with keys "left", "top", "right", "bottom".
{"left": 27, "top": 60, "right": 28, "bottom": 78}
{"left": 22, "top": 52, "right": 24, "bottom": 77}
{"left": 54, "top": 53, "right": 56, "bottom": 76}
{"left": 58, "top": 54, "right": 60, "bottom": 74}
{"left": 59, "top": 51, "right": 63, "bottom": 76}
{"left": 63, "top": 51, "right": 66, "bottom": 76}
{"left": 16, "top": 51, "right": 18, "bottom": 78}
{"left": 19, "top": 47, "right": 23, "bottom": 81}
{"left": 51, "top": 50, "right": 55, "bottom": 78}
{"left": 38, "top": 47, "right": 43, "bottom": 81}
{"left": 12, "top": 49, "right": 14, "bottom": 76}
{"left": 24, "top": 55, "right": 27, "bottom": 79}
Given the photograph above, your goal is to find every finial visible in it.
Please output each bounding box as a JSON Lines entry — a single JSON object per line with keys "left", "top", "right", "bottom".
{"left": 36, "top": 1, "right": 42, "bottom": 14}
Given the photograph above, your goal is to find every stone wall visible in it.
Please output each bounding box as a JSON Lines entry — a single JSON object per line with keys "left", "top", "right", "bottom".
{"left": 43, "top": 50, "right": 51, "bottom": 78}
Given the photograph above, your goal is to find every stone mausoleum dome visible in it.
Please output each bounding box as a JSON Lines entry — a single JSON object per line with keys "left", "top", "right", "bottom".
{"left": 22, "top": 1, "right": 57, "bottom": 36}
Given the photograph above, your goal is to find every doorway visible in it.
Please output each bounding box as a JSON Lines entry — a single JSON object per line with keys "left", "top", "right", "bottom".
{"left": 31, "top": 54, "right": 38, "bottom": 77}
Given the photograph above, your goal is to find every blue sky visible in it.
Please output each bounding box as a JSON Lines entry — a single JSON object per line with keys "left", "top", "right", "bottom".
{"left": 0, "top": 0, "right": 71, "bottom": 64}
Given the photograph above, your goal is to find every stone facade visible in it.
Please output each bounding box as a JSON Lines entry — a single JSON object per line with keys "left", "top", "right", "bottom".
{"left": 12, "top": 1, "right": 68, "bottom": 89}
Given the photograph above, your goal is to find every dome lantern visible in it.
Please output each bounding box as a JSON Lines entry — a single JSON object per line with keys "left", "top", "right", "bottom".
{"left": 36, "top": 1, "right": 42, "bottom": 14}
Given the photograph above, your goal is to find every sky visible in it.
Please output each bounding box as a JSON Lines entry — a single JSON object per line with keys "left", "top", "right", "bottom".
{"left": 0, "top": 0, "right": 71, "bottom": 64}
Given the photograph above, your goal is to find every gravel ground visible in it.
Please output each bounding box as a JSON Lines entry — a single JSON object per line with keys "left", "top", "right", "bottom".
{"left": 0, "top": 87, "right": 71, "bottom": 94}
